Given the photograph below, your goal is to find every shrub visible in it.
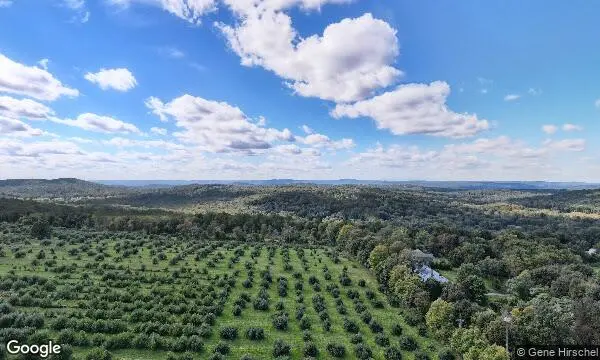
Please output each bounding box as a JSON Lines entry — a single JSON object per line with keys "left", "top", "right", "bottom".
{"left": 369, "top": 320, "right": 383, "bottom": 333}
{"left": 303, "top": 342, "right": 318, "bottom": 357}
{"left": 198, "top": 324, "right": 212, "bottom": 338}
{"left": 391, "top": 324, "right": 403, "bottom": 336}
{"left": 415, "top": 351, "right": 430, "bottom": 360}
{"left": 343, "top": 318, "right": 360, "bottom": 333}
{"left": 438, "top": 349, "right": 456, "bottom": 360}
{"left": 213, "top": 341, "right": 230, "bottom": 355}
{"left": 350, "top": 333, "right": 363, "bottom": 344}
{"left": 302, "top": 330, "right": 312, "bottom": 342}
{"left": 300, "top": 316, "right": 311, "bottom": 330}
{"left": 219, "top": 326, "right": 238, "bottom": 340}
{"left": 354, "top": 343, "right": 373, "bottom": 360}
{"left": 272, "top": 313, "right": 289, "bottom": 331}
{"left": 358, "top": 279, "right": 366, "bottom": 287}
{"left": 384, "top": 346, "right": 403, "bottom": 360}
{"left": 326, "top": 343, "right": 346, "bottom": 358}
{"left": 232, "top": 305, "right": 242, "bottom": 316}
{"left": 360, "top": 311, "right": 372, "bottom": 324}
{"left": 85, "top": 348, "right": 112, "bottom": 360}
{"left": 253, "top": 298, "right": 268, "bottom": 311}
{"left": 240, "top": 354, "right": 254, "bottom": 360}
{"left": 272, "top": 339, "right": 291, "bottom": 357}
{"left": 398, "top": 335, "right": 418, "bottom": 351}
{"left": 246, "top": 327, "right": 265, "bottom": 341}
{"left": 375, "top": 333, "right": 390, "bottom": 347}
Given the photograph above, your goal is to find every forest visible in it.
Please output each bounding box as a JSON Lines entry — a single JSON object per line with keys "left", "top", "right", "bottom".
{"left": 0, "top": 179, "right": 599, "bottom": 359}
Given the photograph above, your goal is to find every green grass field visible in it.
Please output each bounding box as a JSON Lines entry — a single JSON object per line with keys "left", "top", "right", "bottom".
{"left": 0, "top": 227, "right": 440, "bottom": 359}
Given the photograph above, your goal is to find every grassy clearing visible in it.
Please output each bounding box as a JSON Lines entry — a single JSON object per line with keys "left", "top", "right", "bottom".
{"left": 0, "top": 230, "right": 441, "bottom": 359}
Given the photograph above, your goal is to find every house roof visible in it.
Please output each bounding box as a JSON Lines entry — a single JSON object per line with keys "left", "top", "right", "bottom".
{"left": 416, "top": 265, "right": 449, "bottom": 283}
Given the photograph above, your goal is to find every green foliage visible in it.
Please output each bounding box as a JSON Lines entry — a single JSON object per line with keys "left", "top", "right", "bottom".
{"left": 426, "top": 299, "right": 455, "bottom": 340}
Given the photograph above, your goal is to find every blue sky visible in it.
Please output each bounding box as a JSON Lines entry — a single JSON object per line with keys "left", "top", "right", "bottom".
{"left": 0, "top": 0, "right": 598, "bottom": 180}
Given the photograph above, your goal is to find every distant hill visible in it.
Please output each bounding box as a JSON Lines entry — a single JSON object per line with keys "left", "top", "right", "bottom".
{"left": 511, "top": 189, "right": 600, "bottom": 213}
{"left": 94, "top": 179, "right": 600, "bottom": 190}
{"left": 0, "top": 178, "right": 130, "bottom": 199}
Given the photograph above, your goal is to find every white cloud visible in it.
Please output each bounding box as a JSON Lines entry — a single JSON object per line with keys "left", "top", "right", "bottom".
{"left": 301, "top": 125, "right": 313, "bottom": 134}
{"left": 145, "top": 94, "right": 295, "bottom": 152}
{"left": 272, "top": 144, "right": 320, "bottom": 157}
{"left": 109, "top": 0, "right": 217, "bottom": 24}
{"left": 218, "top": 12, "right": 401, "bottom": 103}
{"left": 64, "top": 0, "right": 85, "bottom": 9}
{"left": 51, "top": 113, "right": 141, "bottom": 134}
{"left": 0, "top": 96, "right": 55, "bottom": 120}
{"left": 37, "top": 59, "right": 50, "bottom": 70}
{"left": 528, "top": 88, "right": 541, "bottom": 96}
{"left": 0, "top": 139, "right": 83, "bottom": 157}
{"left": 297, "top": 133, "right": 354, "bottom": 150}
{"left": 331, "top": 81, "right": 489, "bottom": 138}
{"left": 68, "top": 137, "right": 95, "bottom": 144}
{"left": 103, "top": 137, "right": 184, "bottom": 150}
{"left": 0, "top": 53, "right": 79, "bottom": 101}
{"left": 158, "top": 46, "right": 185, "bottom": 59}
{"left": 78, "top": 11, "right": 91, "bottom": 23}
{"left": 150, "top": 126, "right": 168, "bottom": 135}
{"left": 504, "top": 94, "right": 520, "bottom": 101}
{"left": 347, "top": 136, "right": 587, "bottom": 180}
{"left": 84, "top": 68, "right": 137, "bottom": 92}
{"left": 222, "top": 0, "right": 353, "bottom": 14}
{"left": 477, "top": 77, "right": 493, "bottom": 85}
{"left": 563, "top": 123, "right": 583, "bottom": 132}
{"left": 0, "top": 116, "right": 45, "bottom": 137}
{"left": 542, "top": 124, "right": 558, "bottom": 135}
{"left": 545, "top": 138, "right": 586, "bottom": 152}
{"left": 0, "top": 0, "right": 13, "bottom": 7}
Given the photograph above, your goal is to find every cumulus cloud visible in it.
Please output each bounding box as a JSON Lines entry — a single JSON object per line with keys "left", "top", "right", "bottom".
{"left": 84, "top": 68, "right": 137, "bottom": 91}
{"left": 563, "top": 123, "right": 583, "bottom": 132}
{"left": 145, "top": 94, "right": 294, "bottom": 152}
{"left": 301, "top": 125, "right": 313, "bottom": 134}
{"left": 0, "top": 0, "right": 13, "bottom": 7}
{"left": 504, "top": 94, "right": 520, "bottom": 101}
{"left": 347, "top": 136, "right": 587, "bottom": 179}
{"left": 0, "top": 139, "right": 83, "bottom": 157}
{"left": 51, "top": 113, "right": 141, "bottom": 134}
{"left": 0, "top": 96, "right": 55, "bottom": 120}
{"left": 222, "top": 0, "right": 353, "bottom": 14}
{"left": 544, "top": 138, "right": 586, "bottom": 152}
{"left": 103, "top": 137, "right": 184, "bottom": 150}
{"left": 543, "top": 123, "right": 583, "bottom": 134}
{"left": 38, "top": 59, "right": 50, "bottom": 70}
{"left": 0, "top": 53, "right": 79, "bottom": 101}
{"left": 331, "top": 81, "right": 489, "bottom": 138}
{"left": 217, "top": 12, "right": 401, "bottom": 102}
{"left": 297, "top": 133, "right": 354, "bottom": 150}
{"left": 150, "top": 127, "right": 168, "bottom": 135}
{"left": 542, "top": 124, "right": 558, "bottom": 135}
{"left": 108, "top": 0, "right": 217, "bottom": 24}
{"left": 0, "top": 117, "right": 45, "bottom": 137}
{"left": 64, "top": 0, "right": 85, "bottom": 9}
